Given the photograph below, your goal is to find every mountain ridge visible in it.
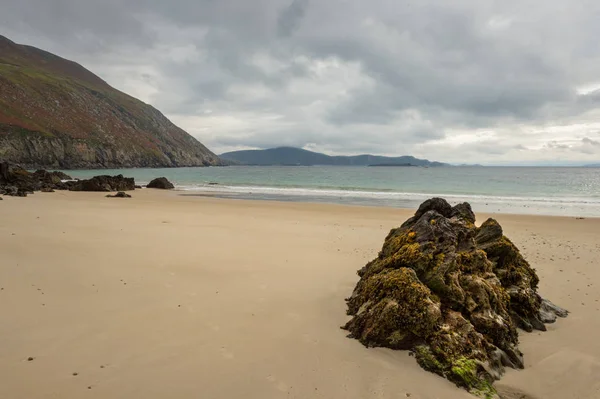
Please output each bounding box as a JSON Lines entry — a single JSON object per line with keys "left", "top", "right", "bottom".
{"left": 220, "top": 147, "right": 448, "bottom": 167}
{"left": 0, "top": 35, "right": 222, "bottom": 169}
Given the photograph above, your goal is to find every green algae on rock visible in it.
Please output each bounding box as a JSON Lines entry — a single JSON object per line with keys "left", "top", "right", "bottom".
{"left": 343, "top": 198, "right": 568, "bottom": 397}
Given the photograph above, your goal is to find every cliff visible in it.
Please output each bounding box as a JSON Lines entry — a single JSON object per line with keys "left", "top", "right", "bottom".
{"left": 0, "top": 35, "right": 223, "bottom": 169}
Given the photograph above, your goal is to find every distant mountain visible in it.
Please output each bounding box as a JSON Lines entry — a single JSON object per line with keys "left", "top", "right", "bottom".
{"left": 220, "top": 147, "right": 448, "bottom": 167}
{"left": 584, "top": 164, "right": 600, "bottom": 167}
{"left": 0, "top": 35, "right": 223, "bottom": 169}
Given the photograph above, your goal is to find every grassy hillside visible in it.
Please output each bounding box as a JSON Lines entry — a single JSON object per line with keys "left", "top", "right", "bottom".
{"left": 0, "top": 35, "right": 222, "bottom": 168}
{"left": 220, "top": 147, "right": 447, "bottom": 167}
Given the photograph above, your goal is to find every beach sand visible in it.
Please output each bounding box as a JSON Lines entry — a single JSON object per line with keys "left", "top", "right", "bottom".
{"left": 1, "top": 190, "right": 599, "bottom": 399}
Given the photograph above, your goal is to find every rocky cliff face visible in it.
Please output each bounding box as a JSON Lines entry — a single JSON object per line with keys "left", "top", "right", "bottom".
{"left": 0, "top": 35, "right": 223, "bottom": 169}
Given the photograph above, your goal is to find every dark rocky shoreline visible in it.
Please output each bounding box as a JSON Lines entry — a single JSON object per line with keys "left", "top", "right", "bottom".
{"left": 0, "top": 161, "right": 174, "bottom": 197}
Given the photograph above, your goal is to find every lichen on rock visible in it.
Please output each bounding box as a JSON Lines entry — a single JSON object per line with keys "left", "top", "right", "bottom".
{"left": 343, "top": 198, "right": 568, "bottom": 397}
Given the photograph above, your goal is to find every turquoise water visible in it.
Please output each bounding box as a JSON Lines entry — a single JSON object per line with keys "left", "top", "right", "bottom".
{"left": 63, "top": 166, "right": 600, "bottom": 217}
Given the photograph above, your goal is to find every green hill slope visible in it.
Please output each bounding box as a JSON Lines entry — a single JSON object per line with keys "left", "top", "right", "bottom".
{"left": 0, "top": 35, "right": 222, "bottom": 169}
{"left": 220, "top": 147, "right": 447, "bottom": 167}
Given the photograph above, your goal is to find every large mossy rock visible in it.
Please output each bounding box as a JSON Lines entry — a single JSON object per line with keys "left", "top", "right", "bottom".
{"left": 343, "top": 198, "right": 567, "bottom": 397}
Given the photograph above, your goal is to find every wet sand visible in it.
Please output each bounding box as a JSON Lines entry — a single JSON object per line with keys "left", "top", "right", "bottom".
{"left": 1, "top": 190, "right": 598, "bottom": 399}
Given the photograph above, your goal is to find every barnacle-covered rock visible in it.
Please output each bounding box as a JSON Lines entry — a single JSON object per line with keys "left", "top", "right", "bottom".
{"left": 343, "top": 198, "right": 567, "bottom": 397}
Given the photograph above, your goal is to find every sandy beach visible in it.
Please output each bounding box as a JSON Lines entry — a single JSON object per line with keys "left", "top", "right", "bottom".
{"left": 1, "top": 190, "right": 599, "bottom": 399}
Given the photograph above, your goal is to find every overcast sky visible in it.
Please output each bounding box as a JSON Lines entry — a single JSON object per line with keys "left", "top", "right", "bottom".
{"left": 2, "top": 0, "right": 600, "bottom": 165}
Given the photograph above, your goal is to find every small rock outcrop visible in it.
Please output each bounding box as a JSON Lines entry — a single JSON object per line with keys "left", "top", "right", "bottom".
{"left": 69, "top": 175, "right": 135, "bottom": 192}
{"left": 33, "top": 169, "right": 72, "bottom": 185}
{"left": 1, "top": 162, "right": 40, "bottom": 195}
{"left": 0, "top": 161, "right": 142, "bottom": 196}
{"left": 146, "top": 177, "right": 174, "bottom": 189}
{"left": 0, "top": 161, "right": 73, "bottom": 196}
{"left": 106, "top": 192, "right": 131, "bottom": 198}
{"left": 343, "top": 198, "right": 567, "bottom": 397}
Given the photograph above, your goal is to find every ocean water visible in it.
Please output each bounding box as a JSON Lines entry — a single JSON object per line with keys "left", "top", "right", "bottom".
{"left": 62, "top": 166, "right": 600, "bottom": 217}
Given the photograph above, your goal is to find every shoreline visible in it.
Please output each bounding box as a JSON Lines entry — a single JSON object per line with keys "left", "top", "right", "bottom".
{"left": 51, "top": 165, "right": 600, "bottom": 218}
{"left": 1, "top": 191, "right": 599, "bottom": 398}
{"left": 175, "top": 189, "right": 600, "bottom": 220}
{"left": 174, "top": 185, "right": 600, "bottom": 218}
{"left": 5, "top": 187, "right": 599, "bottom": 220}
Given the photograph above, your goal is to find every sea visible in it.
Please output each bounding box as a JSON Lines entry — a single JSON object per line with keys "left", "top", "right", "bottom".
{"left": 62, "top": 166, "right": 600, "bottom": 217}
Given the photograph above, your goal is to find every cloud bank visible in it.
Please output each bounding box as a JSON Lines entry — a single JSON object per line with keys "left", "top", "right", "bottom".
{"left": 2, "top": 0, "right": 600, "bottom": 164}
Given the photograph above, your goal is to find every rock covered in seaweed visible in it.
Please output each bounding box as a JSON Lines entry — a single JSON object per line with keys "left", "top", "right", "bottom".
{"left": 69, "top": 175, "right": 135, "bottom": 192}
{"left": 106, "top": 191, "right": 132, "bottom": 198}
{"left": 343, "top": 198, "right": 567, "bottom": 397}
{"left": 32, "top": 169, "right": 72, "bottom": 185}
{"left": 0, "top": 161, "right": 74, "bottom": 196}
{"left": 1, "top": 161, "right": 41, "bottom": 196}
{"left": 146, "top": 177, "right": 175, "bottom": 189}
{"left": 0, "top": 161, "right": 142, "bottom": 196}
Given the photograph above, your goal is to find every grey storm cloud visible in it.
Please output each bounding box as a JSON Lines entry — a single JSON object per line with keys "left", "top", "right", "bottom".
{"left": 582, "top": 137, "right": 600, "bottom": 147}
{"left": 2, "top": 0, "right": 600, "bottom": 164}
{"left": 277, "top": 0, "right": 309, "bottom": 37}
